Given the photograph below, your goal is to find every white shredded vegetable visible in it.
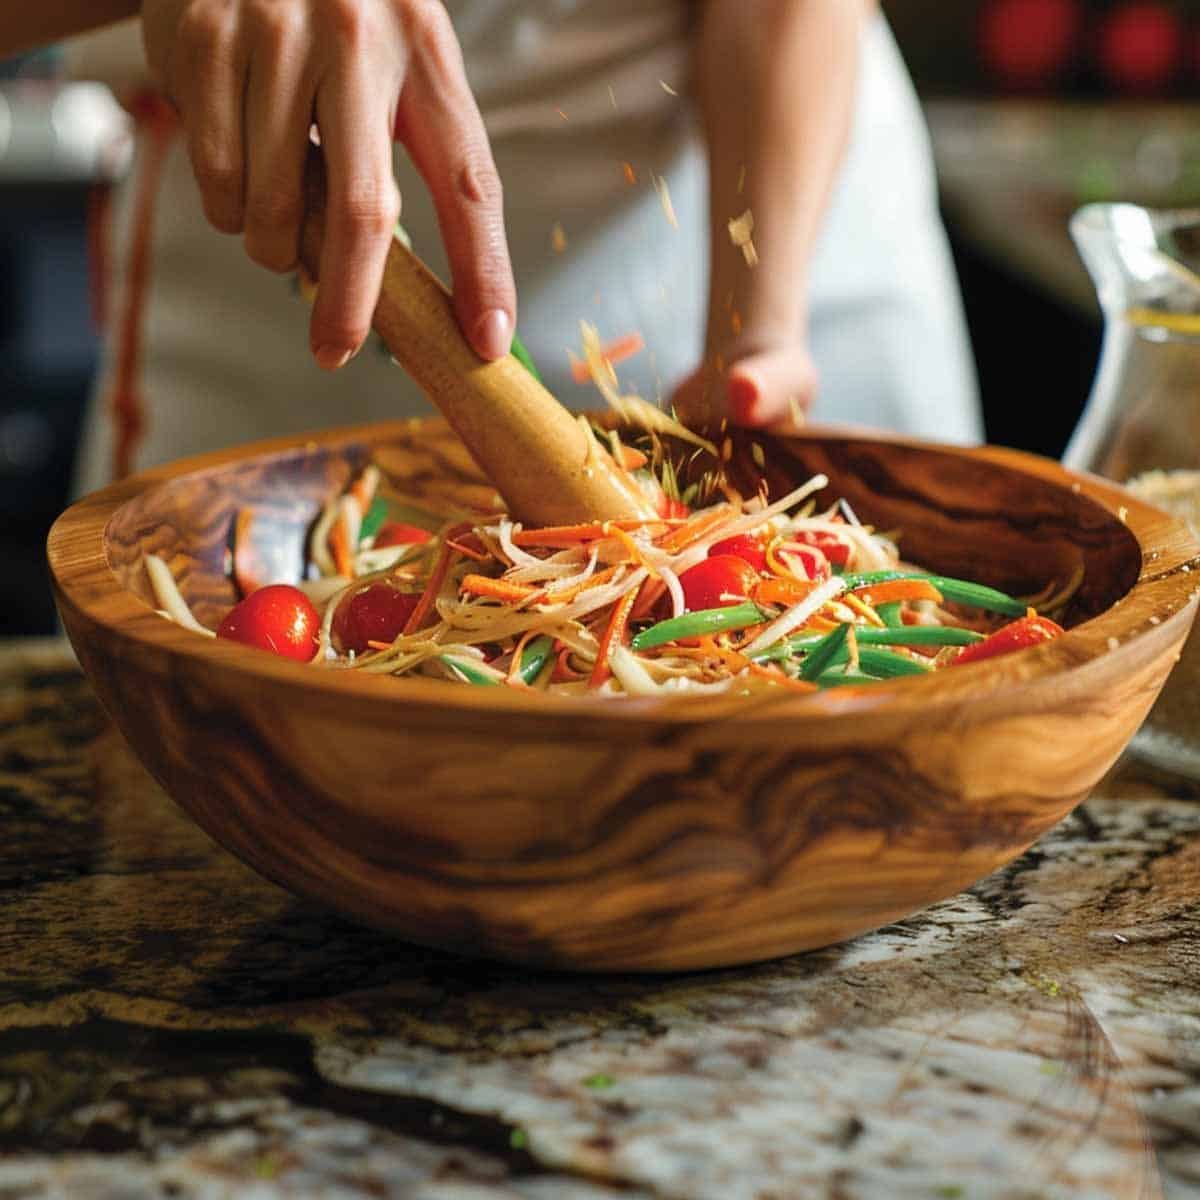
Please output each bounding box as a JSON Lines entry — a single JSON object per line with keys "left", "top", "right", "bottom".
{"left": 145, "top": 556, "right": 215, "bottom": 637}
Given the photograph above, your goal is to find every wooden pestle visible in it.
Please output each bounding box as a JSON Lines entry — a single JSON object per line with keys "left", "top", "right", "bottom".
{"left": 298, "top": 155, "right": 653, "bottom": 525}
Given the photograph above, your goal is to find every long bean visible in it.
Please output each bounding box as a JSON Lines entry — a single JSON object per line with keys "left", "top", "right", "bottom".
{"left": 842, "top": 571, "right": 1026, "bottom": 617}
{"left": 516, "top": 635, "right": 556, "bottom": 686}
{"left": 632, "top": 603, "right": 770, "bottom": 651}
{"left": 753, "top": 623, "right": 983, "bottom": 663}
{"left": 797, "top": 623, "right": 850, "bottom": 682}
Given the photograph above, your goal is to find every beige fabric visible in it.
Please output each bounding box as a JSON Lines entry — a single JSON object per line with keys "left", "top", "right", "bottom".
{"left": 68, "top": 4, "right": 980, "bottom": 496}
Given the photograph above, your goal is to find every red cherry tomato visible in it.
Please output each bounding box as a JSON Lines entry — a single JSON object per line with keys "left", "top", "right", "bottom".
{"left": 953, "top": 615, "right": 1064, "bottom": 666}
{"left": 217, "top": 584, "right": 319, "bottom": 662}
{"left": 679, "top": 555, "right": 761, "bottom": 612}
{"left": 788, "top": 529, "right": 851, "bottom": 567}
{"left": 373, "top": 522, "right": 433, "bottom": 549}
{"left": 331, "top": 583, "right": 420, "bottom": 654}
{"left": 709, "top": 533, "right": 768, "bottom": 573}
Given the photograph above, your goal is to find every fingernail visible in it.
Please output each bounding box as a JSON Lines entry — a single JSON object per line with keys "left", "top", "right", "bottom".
{"left": 727, "top": 375, "right": 758, "bottom": 424}
{"left": 315, "top": 344, "right": 355, "bottom": 372}
{"left": 473, "top": 309, "right": 512, "bottom": 361}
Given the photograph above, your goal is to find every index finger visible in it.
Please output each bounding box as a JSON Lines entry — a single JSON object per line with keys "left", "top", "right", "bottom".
{"left": 309, "top": 71, "right": 402, "bottom": 370}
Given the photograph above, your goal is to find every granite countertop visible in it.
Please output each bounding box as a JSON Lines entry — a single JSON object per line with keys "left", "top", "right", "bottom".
{"left": 1, "top": 638, "right": 1198, "bottom": 1199}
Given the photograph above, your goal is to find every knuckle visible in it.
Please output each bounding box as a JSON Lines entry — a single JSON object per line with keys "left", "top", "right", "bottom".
{"left": 247, "top": 0, "right": 305, "bottom": 48}
{"left": 336, "top": 185, "right": 400, "bottom": 240}
{"left": 247, "top": 185, "right": 303, "bottom": 231}
{"left": 325, "top": 0, "right": 375, "bottom": 45}
{"left": 405, "top": 0, "right": 460, "bottom": 76}
{"left": 191, "top": 144, "right": 241, "bottom": 198}
{"left": 178, "top": 1, "right": 230, "bottom": 50}
{"left": 452, "top": 150, "right": 502, "bottom": 210}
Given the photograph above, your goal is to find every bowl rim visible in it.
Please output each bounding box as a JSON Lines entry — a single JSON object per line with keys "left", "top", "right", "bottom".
{"left": 47, "top": 420, "right": 1200, "bottom": 728}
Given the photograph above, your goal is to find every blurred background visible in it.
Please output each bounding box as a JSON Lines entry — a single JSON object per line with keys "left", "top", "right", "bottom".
{"left": 3, "top": 0, "right": 1200, "bottom": 635}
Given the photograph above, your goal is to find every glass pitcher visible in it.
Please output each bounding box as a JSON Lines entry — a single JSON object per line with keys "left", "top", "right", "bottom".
{"left": 1067, "top": 203, "right": 1200, "bottom": 779}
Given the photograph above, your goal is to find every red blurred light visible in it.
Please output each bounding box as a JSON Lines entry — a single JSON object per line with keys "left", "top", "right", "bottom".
{"left": 980, "top": 0, "right": 1083, "bottom": 87}
{"left": 1097, "top": 2, "right": 1182, "bottom": 92}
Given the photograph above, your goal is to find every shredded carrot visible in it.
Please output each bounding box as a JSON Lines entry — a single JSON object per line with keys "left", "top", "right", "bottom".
{"left": 366, "top": 640, "right": 393, "bottom": 652}
{"left": 745, "top": 662, "right": 819, "bottom": 693}
{"left": 605, "top": 522, "right": 654, "bottom": 573}
{"left": 445, "top": 534, "right": 490, "bottom": 562}
{"left": 851, "top": 579, "right": 943, "bottom": 607}
{"left": 548, "top": 564, "right": 623, "bottom": 605}
{"left": 348, "top": 466, "right": 378, "bottom": 511}
{"left": 329, "top": 511, "right": 356, "bottom": 580}
{"left": 569, "top": 331, "right": 646, "bottom": 384}
{"left": 402, "top": 525, "right": 468, "bottom": 634}
{"left": 844, "top": 593, "right": 887, "bottom": 628}
{"left": 617, "top": 445, "right": 649, "bottom": 471}
{"left": 512, "top": 519, "right": 665, "bottom": 548}
{"left": 754, "top": 577, "right": 819, "bottom": 607}
{"left": 590, "top": 583, "right": 642, "bottom": 687}
{"left": 461, "top": 575, "right": 542, "bottom": 604}
{"left": 655, "top": 507, "right": 730, "bottom": 553}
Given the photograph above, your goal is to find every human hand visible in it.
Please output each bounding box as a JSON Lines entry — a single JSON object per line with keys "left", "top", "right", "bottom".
{"left": 672, "top": 339, "right": 817, "bottom": 432}
{"left": 141, "top": 0, "right": 515, "bottom": 370}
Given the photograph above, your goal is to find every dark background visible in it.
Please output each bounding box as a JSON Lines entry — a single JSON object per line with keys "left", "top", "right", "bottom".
{"left": 3, "top": 1, "right": 1197, "bottom": 633}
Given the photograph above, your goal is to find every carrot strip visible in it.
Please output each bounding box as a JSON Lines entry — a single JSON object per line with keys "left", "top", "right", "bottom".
{"left": 590, "top": 584, "right": 642, "bottom": 687}
{"left": 605, "top": 522, "right": 655, "bottom": 572}
{"left": 844, "top": 593, "right": 886, "bottom": 628}
{"left": 745, "top": 662, "right": 820, "bottom": 693}
{"left": 461, "top": 575, "right": 542, "bottom": 603}
{"left": 512, "top": 519, "right": 666, "bottom": 548}
{"left": 329, "top": 510, "right": 356, "bottom": 580}
{"left": 402, "top": 524, "right": 469, "bottom": 634}
{"left": 617, "top": 445, "right": 649, "bottom": 471}
{"left": 546, "top": 564, "right": 623, "bottom": 604}
{"left": 851, "top": 579, "right": 943, "bottom": 607}
{"left": 445, "top": 535, "right": 490, "bottom": 562}
{"left": 754, "top": 577, "right": 819, "bottom": 607}
{"left": 569, "top": 331, "right": 645, "bottom": 384}
{"left": 655, "top": 507, "right": 730, "bottom": 553}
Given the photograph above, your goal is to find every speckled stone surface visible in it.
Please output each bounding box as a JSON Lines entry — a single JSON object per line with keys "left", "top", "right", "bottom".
{"left": 1, "top": 639, "right": 1198, "bottom": 1199}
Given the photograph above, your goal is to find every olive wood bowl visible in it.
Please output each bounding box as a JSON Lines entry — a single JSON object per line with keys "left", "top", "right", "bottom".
{"left": 47, "top": 421, "right": 1200, "bottom": 972}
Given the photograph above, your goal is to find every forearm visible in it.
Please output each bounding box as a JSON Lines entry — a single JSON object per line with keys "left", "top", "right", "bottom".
{"left": 1, "top": 2, "right": 141, "bottom": 59}
{"left": 696, "top": 0, "right": 873, "bottom": 355}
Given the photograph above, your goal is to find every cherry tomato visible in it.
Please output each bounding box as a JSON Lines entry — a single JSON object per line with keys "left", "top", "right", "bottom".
{"left": 788, "top": 529, "right": 851, "bottom": 567}
{"left": 679, "top": 555, "right": 761, "bottom": 611}
{"left": 331, "top": 582, "right": 420, "bottom": 655}
{"left": 953, "top": 615, "right": 1064, "bottom": 666}
{"left": 373, "top": 521, "right": 433, "bottom": 549}
{"left": 217, "top": 584, "right": 319, "bottom": 662}
{"left": 709, "top": 533, "right": 768, "bottom": 573}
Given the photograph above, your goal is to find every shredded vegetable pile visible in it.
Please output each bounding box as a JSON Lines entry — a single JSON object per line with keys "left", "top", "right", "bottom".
{"left": 146, "top": 442, "right": 1074, "bottom": 695}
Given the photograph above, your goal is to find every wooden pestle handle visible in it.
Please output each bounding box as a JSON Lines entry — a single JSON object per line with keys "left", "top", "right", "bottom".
{"left": 299, "top": 154, "right": 653, "bottom": 525}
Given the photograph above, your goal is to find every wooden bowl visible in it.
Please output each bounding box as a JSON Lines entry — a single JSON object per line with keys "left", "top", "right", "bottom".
{"left": 47, "top": 421, "right": 1200, "bottom": 972}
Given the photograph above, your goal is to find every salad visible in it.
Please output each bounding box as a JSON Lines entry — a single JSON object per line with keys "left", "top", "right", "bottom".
{"left": 145, "top": 431, "right": 1069, "bottom": 697}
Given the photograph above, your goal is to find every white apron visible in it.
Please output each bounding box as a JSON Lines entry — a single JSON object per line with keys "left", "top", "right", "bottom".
{"left": 69, "top": 2, "right": 981, "bottom": 496}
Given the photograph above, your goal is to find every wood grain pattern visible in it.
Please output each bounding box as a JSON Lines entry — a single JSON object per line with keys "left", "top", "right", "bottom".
{"left": 47, "top": 421, "right": 1200, "bottom": 971}
{"left": 298, "top": 154, "right": 652, "bottom": 527}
